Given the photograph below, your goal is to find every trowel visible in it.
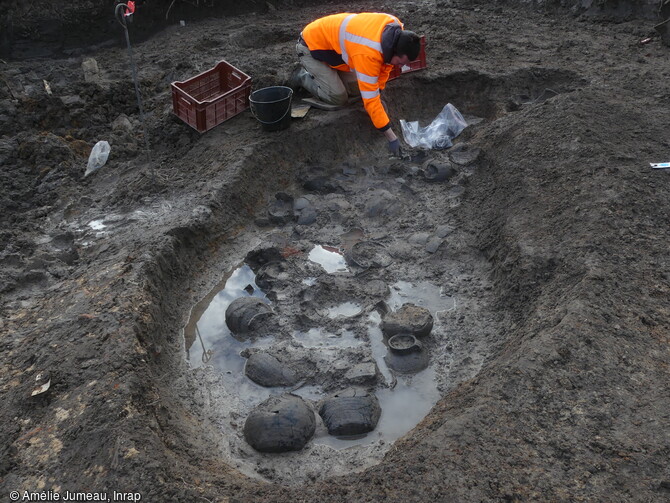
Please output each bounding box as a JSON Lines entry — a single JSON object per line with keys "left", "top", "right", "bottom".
{"left": 291, "top": 103, "right": 311, "bottom": 118}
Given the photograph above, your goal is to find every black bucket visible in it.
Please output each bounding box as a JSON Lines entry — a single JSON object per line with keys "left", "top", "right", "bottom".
{"left": 249, "top": 86, "right": 293, "bottom": 132}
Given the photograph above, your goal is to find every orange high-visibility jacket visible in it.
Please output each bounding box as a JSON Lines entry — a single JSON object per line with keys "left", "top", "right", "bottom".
{"left": 302, "top": 13, "right": 403, "bottom": 131}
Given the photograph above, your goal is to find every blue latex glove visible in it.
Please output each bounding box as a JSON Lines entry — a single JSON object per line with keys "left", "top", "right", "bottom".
{"left": 388, "top": 139, "right": 402, "bottom": 157}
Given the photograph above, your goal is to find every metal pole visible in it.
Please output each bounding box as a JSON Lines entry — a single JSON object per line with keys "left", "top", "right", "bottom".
{"left": 115, "top": 3, "right": 156, "bottom": 185}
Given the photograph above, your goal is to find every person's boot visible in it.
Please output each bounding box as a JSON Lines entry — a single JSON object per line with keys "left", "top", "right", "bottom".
{"left": 288, "top": 67, "right": 349, "bottom": 111}
{"left": 289, "top": 68, "right": 326, "bottom": 101}
{"left": 287, "top": 66, "right": 309, "bottom": 92}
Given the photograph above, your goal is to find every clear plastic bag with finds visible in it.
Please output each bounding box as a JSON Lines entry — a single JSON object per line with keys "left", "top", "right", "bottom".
{"left": 400, "top": 103, "right": 468, "bottom": 150}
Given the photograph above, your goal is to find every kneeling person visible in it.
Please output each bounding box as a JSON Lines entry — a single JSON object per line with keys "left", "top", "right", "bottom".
{"left": 290, "top": 12, "right": 421, "bottom": 156}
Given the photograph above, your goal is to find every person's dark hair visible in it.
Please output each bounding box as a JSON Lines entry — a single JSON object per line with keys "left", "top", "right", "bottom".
{"left": 395, "top": 30, "right": 421, "bottom": 61}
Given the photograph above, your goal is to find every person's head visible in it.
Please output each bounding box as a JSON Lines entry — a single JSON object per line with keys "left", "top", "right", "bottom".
{"left": 391, "top": 30, "right": 421, "bottom": 66}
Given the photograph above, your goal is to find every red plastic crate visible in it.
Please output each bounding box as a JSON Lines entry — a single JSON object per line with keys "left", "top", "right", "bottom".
{"left": 389, "top": 35, "right": 427, "bottom": 81}
{"left": 171, "top": 61, "right": 252, "bottom": 133}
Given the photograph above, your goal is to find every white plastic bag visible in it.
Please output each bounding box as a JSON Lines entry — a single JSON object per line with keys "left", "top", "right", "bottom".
{"left": 85, "top": 140, "right": 110, "bottom": 177}
{"left": 400, "top": 104, "right": 468, "bottom": 150}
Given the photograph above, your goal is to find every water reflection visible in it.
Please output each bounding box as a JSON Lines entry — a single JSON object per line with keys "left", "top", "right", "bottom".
{"left": 388, "top": 280, "right": 455, "bottom": 315}
{"left": 308, "top": 245, "right": 348, "bottom": 273}
{"left": 183, "top": 260, "right": 452, "bottom": 461}
{"left": 293, "top": 328, "right": 363, "bottom": 348}
{"left": 374, "top": 367, "right": 440, "bottom": 440}
{"left": 327, "top": 302, "right": 362, "bottom": 318}
{"left": 183, "top": 264, "right": 268, "bottom": 368}
{"left": 312, "top": 367, "right": 440, "bottom": 449}
{"left": 367, "top": 311, "right": 394, "bottom": 385}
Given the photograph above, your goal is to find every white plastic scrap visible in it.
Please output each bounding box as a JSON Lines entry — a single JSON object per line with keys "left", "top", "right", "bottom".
{"left": 31, "top": 371, "right": 51, "bottom": 396}
{"left": 650, "top": 162, "right": 670, "bottom": 169}
{"left": 85, "top": 140, "right": 111, "bottom": 177}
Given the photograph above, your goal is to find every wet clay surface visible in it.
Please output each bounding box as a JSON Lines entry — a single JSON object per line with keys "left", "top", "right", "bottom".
{"left": 2, "top": 0, "right": 670, "bottom": 501}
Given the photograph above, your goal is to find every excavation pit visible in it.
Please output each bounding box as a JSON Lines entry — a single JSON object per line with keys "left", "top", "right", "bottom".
{"left": 175, "top": 68, "right": 588, "bottom": 482}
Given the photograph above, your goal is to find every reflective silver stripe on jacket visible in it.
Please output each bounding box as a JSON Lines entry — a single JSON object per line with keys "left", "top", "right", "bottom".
{"left": 346, "top": 32, "right": 382, "bottom": 53}
{"left": 360, "top": 89, "right": 380, "bottom": 99}
{"left": 339, "top": 14, "right": 356, "bottom": 65}
{"left": 339, "top": 13, "right": 395, "bottom": 99}
{"left": 387, "top": 14, "right": 401, "bottom": 25}
{"left": 356, "top": 71, "right": 378, "bottom": 85}
{"left": 339, "top": 14, "right": 397, "bottom": 64}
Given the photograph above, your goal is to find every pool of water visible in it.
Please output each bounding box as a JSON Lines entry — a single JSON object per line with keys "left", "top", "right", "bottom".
{"left": 292, "top": 327, "right": 363, "bottom": 348}
{"left": 327, "top": 301, "right": 363, "bottom": 318}
{"left": 182, "top": 253, "right": 456, "bottom": 471}
{"left": 388, "top": 280, "right": 456, "bottom": 318}
{"left": 312, "top": 367, "right": 440, "bottom": 449}
{"left": 183, "top": 264, "right": 269, "bottom": 369}
{"left": 308, "top": 245, "right": 348, "bottom": 273}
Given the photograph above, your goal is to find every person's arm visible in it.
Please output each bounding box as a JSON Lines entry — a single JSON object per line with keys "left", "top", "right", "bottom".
{"left": 354, "top": 55, "right": 390, "bottom": 129}
{"left": 378, "top": 64, "right": 392, "bottom": 91}
{"left": 353, "top": 55, "right": 401, "bottom": 154}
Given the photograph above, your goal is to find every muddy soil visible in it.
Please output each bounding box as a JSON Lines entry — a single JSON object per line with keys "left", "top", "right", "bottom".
{"left": 1, "top": 0, "right": 670, "bottom": 502}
